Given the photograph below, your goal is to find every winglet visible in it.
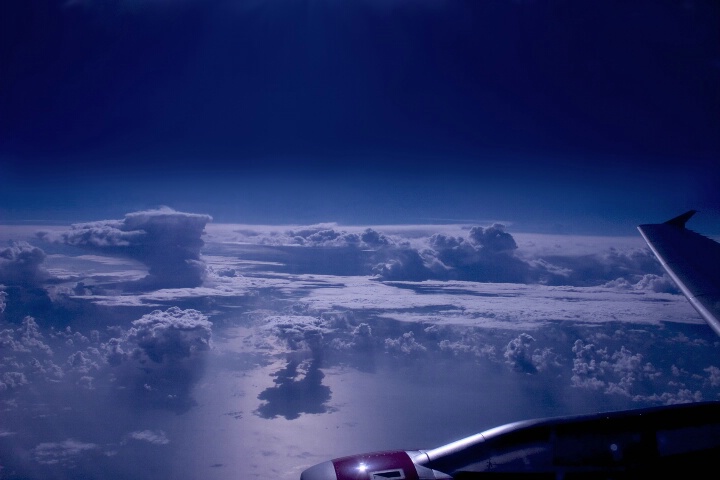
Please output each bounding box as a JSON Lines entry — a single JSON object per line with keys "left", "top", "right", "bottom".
{"left": 664, "top": 210, "right": 697, "bottom": 229}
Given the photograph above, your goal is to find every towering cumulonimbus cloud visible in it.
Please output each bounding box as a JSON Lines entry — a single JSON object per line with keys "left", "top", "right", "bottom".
{"left": 101, "top": 307, "right": 213, "bottom": 412}
{"left": 0, "top": 242, "right": 53, "bottom": 322}
{"left": 127, "top": 306, "right": 213, "bottom": 363}
{"left": 0, "top": 241, "right": 47, "bottom": 287}
{"left": 40, "top": 207, "right": 212, "bottom": 289}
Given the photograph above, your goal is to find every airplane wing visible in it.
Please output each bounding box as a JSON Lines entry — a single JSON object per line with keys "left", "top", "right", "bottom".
{"left": 638, "top": 210, "right": 720, "bottom": 336}
{"left": 300, "top": 401, "right": 720, "bottom": 480}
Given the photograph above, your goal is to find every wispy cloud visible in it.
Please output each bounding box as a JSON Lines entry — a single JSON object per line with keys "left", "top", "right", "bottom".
{"left": 127, "top": 430, "right": 169, "bottom": 445}
{"left": 32, "top": 439, "right": 99, "bottom": 466}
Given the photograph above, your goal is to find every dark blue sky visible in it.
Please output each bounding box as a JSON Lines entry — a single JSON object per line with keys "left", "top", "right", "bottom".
{"left": 1, "top": 0, "right": 719, "bottom": 232}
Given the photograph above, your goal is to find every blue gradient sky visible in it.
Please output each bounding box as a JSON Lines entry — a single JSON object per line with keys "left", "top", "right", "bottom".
{"left": 1, "top": 0, "right": 719, "bottom": 234}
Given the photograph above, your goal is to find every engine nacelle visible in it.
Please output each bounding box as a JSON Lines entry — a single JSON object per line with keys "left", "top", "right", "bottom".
{"left": 301, "top": 451, "right": 450, "bottom": 480}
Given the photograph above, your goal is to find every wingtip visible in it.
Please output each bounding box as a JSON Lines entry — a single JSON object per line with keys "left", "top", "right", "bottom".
{"left": 664, "top": 210, "right": 697, "bottom": 229}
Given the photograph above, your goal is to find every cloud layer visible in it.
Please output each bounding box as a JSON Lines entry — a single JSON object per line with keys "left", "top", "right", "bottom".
{"left": 0, "top": 214, "right": 714, "bottom": 480}
{"left": 206, "top": 222, "right": 668, "bottom": 289}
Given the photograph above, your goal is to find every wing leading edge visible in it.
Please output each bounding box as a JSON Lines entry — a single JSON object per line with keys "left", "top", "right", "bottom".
{"left": 638, "top": 210, "right": 720, "bottom": 336}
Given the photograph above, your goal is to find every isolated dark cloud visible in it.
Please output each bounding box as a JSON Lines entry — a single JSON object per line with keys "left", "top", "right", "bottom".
{"left": 254, "top": 314, "right": 337, "bottom": 419}
{"left": 255, "top": 359, "right": 332, "bottom": 420}
{"left": 41, "top": 207, "right": 212, "bottom": 289}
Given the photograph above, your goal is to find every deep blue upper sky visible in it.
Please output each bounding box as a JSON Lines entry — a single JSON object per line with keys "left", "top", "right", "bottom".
{"left": 1, "top": 0, "right": 719, "bottom": 232}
